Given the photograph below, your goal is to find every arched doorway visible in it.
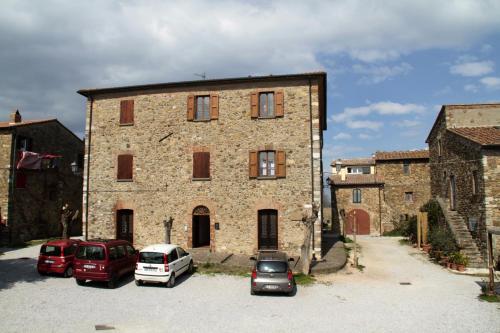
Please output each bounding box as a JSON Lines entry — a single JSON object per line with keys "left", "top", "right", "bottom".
{"left": 192, "top": 206, "right": 210, "bottom": 248}
{"left": 345, "top": 209, "right": 370, "bottom": 235}
{"left": 116, "top": 209, "right": 133, "bottom": 243}
{"left": 258, "top": 209, "right": 278, "bottom": 250}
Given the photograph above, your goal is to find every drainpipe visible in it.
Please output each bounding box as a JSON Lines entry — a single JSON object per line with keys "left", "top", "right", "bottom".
{"left": 7, "top": 129, "right": 18, "bottom": 244}
{"left": 84, "top": 97, "right": 94, "bottom": 241}
{"left": 308, "top": 79, "right": 315, "bottom": 255}
{"left": 378, "top": 186, "right": 382, "bottom": 236}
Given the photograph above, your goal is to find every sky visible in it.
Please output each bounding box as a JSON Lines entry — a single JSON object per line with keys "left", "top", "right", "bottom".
{"left": 1, "top": 0, "right": 500, "bottom": 169}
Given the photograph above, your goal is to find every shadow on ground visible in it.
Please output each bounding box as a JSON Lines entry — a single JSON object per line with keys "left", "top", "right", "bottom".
{"left": 0, "top": 257, "right": 48, "bottom": 290}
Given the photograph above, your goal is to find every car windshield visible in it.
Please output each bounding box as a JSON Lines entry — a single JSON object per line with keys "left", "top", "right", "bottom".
{"left": 76, "top": 245, "right": 105, "bottom": 260}
{"left": 139, "top": 252, "right": 164, "bottom": 264}
{"left": 40, "top": 245, "right": 61, "bottom": 257}
{"left": 257, "top": 261, "right": 287, "bottom": 273}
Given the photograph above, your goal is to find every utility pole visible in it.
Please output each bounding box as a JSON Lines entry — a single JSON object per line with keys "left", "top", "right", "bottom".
{"left": 353, "top": 210, "right": 358, "bottom": 268}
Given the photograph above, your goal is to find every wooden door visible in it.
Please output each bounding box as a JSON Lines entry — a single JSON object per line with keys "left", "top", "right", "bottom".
{"left": 450, "top": 175, "right": 457, "bottom": 210}
{"left": 116, "top": 210, "right": 133, "bottom": 243}
{"left": 345, "top": 209, "right": 370, "bottom": 235}
{"left": 258, "top": 210, "right": 278, "bottom": 250}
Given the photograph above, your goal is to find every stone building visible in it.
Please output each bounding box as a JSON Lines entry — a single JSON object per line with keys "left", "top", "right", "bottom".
{"left": 329, "top": 150, "right": 430, "bottom": 235}
{"left": 77, "top": 73, "right": 326, "bottom": 258}
{"left": 0, "top": 111, "right": 84, "bottom": 244}
{"left": 426, "top": 103, "right": 500, "bottom": 267}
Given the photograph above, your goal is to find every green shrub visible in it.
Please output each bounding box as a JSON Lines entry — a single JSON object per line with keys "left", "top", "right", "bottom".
{"left": 428, "top": 226, "right": 458, "bottom": 255}
{"left": 401, "top": 216, "right": 417, "bottom": 243}
{"left": 420, "top": 199, "right": 444, "bottom": 229}
{"left": 449, "top": 252, "right": 469, "bottom": 266}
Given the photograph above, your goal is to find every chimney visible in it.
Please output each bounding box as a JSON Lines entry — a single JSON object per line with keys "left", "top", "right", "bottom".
{"left": 10, "top": 110, "right": 22, "bottom": 124}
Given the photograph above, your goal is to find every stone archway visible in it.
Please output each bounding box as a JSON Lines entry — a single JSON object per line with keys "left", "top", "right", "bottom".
{"left": 346, "top": 209, "right": 370, "bottom": 235}
{"left": 192, "top": 206, "right": 210, "bottom": 248}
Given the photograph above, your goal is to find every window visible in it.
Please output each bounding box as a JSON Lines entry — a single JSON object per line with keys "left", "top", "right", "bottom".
{"left": 168, "top": 249, "right": 178, "bottom": 262}
{"left": 76, "top": 246, "right": 105, "bottom": 260}
{"left": 40, "top": 245, "right": 61, "bottom": 256}
{"left": 16, "top": 136, "right": 32, "bottom": 151}
{"left": 116, "top": 246, "right": 126, "bottom": 259}
{"left": 177, "top": 247, "right": 186, "bottom": 257}
{"left": 352, "top": 189, "right": 362, "bottom": 203}
{"left": 405, "top": 192, "right": 414, "bottom": 202}
{"left": 126, "top": 245, "right": 136, "bottom": 256}
{"left": 249, "top": 150, "right": 285, "bottom": 178}
{"left": 120, "top": 100, "right": 134, "bottom": 125}
{"left": 472, "top": 170, "right": 479, "bottom": 195}
{"left": 193, "top": 152, "right": 210, "bottom": 179}
{"left": 139, "top": 252, "right": 164, "bottom": 264}
{"left": 117, "top": 154, "right": 133, "bottom": 181}
{"left": 336, "top": 164, "right": 341, "bottom": 173}
{"left": 259, "top": 151, "right": 275, "bottom": 177}
{"left": 468, "top": 217, "right": 478, "bottom": 232}
{"left": 195, "top": 96, "right": 210, "bottom": 120}
{"left": 251, "top": 90, "right": 284, "bottom": 118}
{"left": 108, "top": 247, "right": 118, "bottom": 261}
{"left": 347, "top": 166, "right": 370, "bottom": 174}
{"left": 187, "top": 94, "right": 218, "bottom": 121}
{"left": 63, "top": 244, "right": 77, "bottom": 256}
{"left": 403, "top": 160, "right": 410, "bottom": 175}
{"left": 437, "top": 139, "right": 442, "bottom": 157}
{"left": 259, "top": 92, "right": 275, "bottom": 118}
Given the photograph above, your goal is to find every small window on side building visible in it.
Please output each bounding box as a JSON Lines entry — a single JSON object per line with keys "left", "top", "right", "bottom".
{"left": 117, "top": 154, "right": 133, "bottom": 181}
{"left": 471, "top": 170, "right": 479, "bottom": 195}
{"left": 193, "top": 152, "right": 210, "bottom": 179}
{"left": 195, "top": 96, "right": 210, "bottom": 121}
{"left": 403, "top": 160, "right": 410, "bottom": 175}
{"left": 352, "top": 189, "right": 362, "bottom": 203}
{"left": 405, "top": 192, "right": 413, "bottom": 202}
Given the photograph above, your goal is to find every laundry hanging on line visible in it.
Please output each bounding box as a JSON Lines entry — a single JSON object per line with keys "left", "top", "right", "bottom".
{"left": 16, "top": 151, "right": 62, "bottom": 170}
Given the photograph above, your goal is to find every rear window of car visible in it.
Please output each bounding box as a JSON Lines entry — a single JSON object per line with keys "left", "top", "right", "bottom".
{"left": 257, "top": 261, "right": 288, "bottom": 273}
{"left": 76, "top": 245, "right": 105, "bottom": 260}
{"left": 40, "top": 245, "right": 61, "bottom": 257}
{"left": 139, "top": 252, "right": 164, "bottom": 264}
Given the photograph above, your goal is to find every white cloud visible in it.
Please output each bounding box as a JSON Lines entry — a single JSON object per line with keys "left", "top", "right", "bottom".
{"left": 353, "top": 62, "right": 413, "bottom": 84}
{"left": 394, "top": 119, "right": 421, "bottom": 127}
{"left": 358, "top": 133, "right": 380, "bottom": 140}
{"left": 480, "top": 76, "right": 500, "bottom": 89}
{"left": 464, "top": 84, "right": 479, "bottom": 93}
{"left": 433, "top": 86, "right": 452, "bottom": 96}
{"left": 450, "top": 60, "right": 495, "bottom": 77}
{"left": 334, "top": 102, "right": 426, "bottom": 123}
{"left": 346, "top": 120, "right": 383, "bottom": 131}
{"left": 332, "top": 132, "right": 352, "bottom": 140}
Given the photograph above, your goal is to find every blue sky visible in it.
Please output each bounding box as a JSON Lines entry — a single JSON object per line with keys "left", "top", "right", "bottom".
{"left": 1, "top": 1, "right": 499, "bottom": 167}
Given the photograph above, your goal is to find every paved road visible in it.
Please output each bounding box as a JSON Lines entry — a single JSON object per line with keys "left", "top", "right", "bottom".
{"left": 0, "top": 237, "right": 498, "bottom": 333}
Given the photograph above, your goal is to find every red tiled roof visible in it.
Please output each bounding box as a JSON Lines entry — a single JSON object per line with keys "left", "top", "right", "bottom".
{"left": 331, "top": 158, "right": 374, "bottom": 166}
{"left": 447, "top": 127, "right": 500, "bottom": 146}
{"left": 374, "top": 149, "right": 429, "bottom": 161}
{"left": 0, "top": 119, "right": 56, "bottom": 129}
{"left": 329, "top": 174, "right": 384, "bottom": 186}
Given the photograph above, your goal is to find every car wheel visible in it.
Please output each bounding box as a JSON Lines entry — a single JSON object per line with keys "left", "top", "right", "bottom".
{"left": 250, "top": 289, "right": 256, "bottom": 296}
{"left": 76, "top": 279, "right": 85, "bottom": 286}
{"left": 166, "top": 273, "right": 175, "bottom": 288}
{"left": 188, "top": 261, "right": 194, "bottom": 274}
{"left": 135, "top": 279, "right": 143, "bottom": 286}
{"left": 107, "top": 277, "right": 116, "bottom": 289}
{"left": 64, "top": 266, "right": 73, "bottom": 278}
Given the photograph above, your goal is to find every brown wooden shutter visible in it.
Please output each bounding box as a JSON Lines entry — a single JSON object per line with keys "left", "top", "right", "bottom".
{"left": 275, "top": 90, "right": 284, "bottom": 117}
{"left": 276, "top": 150, "right": 286, "bottom": 178}
{"left": 120, "top": 100, "right": 134, "bottom": 124}
{"left": 117, "top": 154, "right": 133, "bottom": 180}
{"left": 250, "top": 92, "right": 259, "bottom": 118}
{"left": 193, "top": 152, "right": 210, "bottom": 179}
{"left": 210, "top": 94, "right": 219, "bottom": 120}
{"left": 249, "top": 151, "right": 258, "bottom": 178}
{"left": 187, "top": 95, "right": 195, "bottom": 121}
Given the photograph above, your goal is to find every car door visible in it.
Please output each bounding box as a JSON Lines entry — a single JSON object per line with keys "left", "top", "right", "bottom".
{"left": 125, "top": 244, "right": 137, "bottom": 272}
{"left": 168, "top": 248, "right": 179, "bottom": 275}
{"left": 176, "top": 247, "right": 189, "bottom": 274}
{"left": 115, "top": 245, "right": 128, "bottom": 277}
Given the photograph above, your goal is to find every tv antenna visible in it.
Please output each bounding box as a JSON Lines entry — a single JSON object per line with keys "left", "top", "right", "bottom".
{"left": 194, "top": 72, "right": 206, "bottom": 80}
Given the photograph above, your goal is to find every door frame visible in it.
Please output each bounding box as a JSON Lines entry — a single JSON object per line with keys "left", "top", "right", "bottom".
{"left": 116, "top": 209, "right": 133, "bottom": 243}
{"left": 450, "top": 175, "right": 457, "bottom": 211}
{"left": 257, "top": 209, "right": 278, "bottom": 250}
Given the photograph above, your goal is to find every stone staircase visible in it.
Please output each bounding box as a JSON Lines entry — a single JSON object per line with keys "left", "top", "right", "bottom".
{"left": 436, "top": 197, "right": 485, "bottom": 268}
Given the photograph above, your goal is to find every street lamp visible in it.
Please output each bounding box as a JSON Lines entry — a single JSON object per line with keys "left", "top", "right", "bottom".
{"left": 71, "top": 161, "right": 81, "bottom": 176}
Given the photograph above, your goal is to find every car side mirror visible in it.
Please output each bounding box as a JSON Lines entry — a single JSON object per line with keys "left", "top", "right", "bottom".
{"left": 184, "top": 253, "right": 189, "bottom": 257}
{"left": 250, "top": 256, "right": 257, "bottom": 261}
{"left": 288, "top": 258, "right": 294, "bottom": 262}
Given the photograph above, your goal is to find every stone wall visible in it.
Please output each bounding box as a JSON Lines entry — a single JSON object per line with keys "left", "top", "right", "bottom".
{"left": 483, "top": 150, "right": 500, "bottom": 257}
{"left": 9, "top": 122, "right": 83, "bottom": 243}
{"left": 83, "top": 78, "right": 324, "bottom": 257}
{"left": 445, "top": 104, "right": 500, "bottom": 128}
{"left": 376, "top": 159, "right": 431, "bottom": 229}
{"left": 0, "top": 132, "right": 13, "bottom": 225}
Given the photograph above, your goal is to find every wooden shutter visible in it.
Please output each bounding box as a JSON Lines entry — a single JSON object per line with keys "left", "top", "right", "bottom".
{"left": 249, "top": 151, "right": 258, "bottom": 178}
{"left": 187, "top": 95, "right": 195, "bottom": 121}
{"left": 250, "top": 92, "right": 259, "bottom": 118}
{"left": 210, "top": 94, "right": 219, "bottom": 120}
{"left": 193, "top": 152, "right": 210, "bottom": 179}
{"left": 117, "top": 155, "right": 133, "bottom": 180}
{"left": 120, "top": 100, "right": 134, "bottom": 124}
{"left": 276, "top": 150, "right": 286, "bottom": 178}
{"left": 275, "top": 90, "right": 284, "bottom": 117}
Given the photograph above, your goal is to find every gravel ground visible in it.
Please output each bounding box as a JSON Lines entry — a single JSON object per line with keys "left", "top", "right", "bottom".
{"left": 0, "top": 237, "right": 499, "bottom": 333}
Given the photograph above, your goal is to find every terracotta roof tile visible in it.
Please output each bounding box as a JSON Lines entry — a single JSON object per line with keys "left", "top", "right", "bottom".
{"left": 331, "top": 158, "right": 374, "bottom": 166}
{"left": 447, "top": 127, "right": 500, "bottom": 146}
{"left": 0, "top": 119, "right": 56, "bottom": 129}
{"left": 374, "top": 149, "right": 429, "bottom": 161}
{"left": 329, "top": 174, "right": 384, "bottom": 186}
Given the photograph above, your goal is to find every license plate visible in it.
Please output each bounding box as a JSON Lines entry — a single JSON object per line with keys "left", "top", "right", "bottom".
{"left": 264, "top": 285, "right": 279, "bottom": 290}
{"left": 45, "top": 260, "right": 55, "bottom": 264}
{"left": 83, "top": 264, "right": 95, "bottom": 269}
{"left": 144, "top": 267, "right": 157, "bottom": 271}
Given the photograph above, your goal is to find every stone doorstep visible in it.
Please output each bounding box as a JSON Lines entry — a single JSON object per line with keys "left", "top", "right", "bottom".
{"left": 446, "top": 267, "right": 499, "bottom": 277}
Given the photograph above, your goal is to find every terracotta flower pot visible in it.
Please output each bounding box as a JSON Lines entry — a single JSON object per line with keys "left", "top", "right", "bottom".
{"left": 451, "top": 263, "right": 457, "bottom": 270}
{"left": 456, "top": 264, "right": 466, "bottom": 272}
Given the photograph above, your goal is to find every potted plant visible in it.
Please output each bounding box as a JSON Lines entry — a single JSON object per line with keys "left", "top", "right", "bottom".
{"left": 422, "top": 243, "right": 431, "bottom": 253}
{"left": 448, "top": 252, "right": 459, "bottom": 270}
{"left": 454, "top": 253, "right": 469, "bottom": 272}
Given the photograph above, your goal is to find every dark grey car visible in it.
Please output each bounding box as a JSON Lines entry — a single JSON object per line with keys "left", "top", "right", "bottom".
{"left": 250, "top": 251, "right": 295, "bottom": 296}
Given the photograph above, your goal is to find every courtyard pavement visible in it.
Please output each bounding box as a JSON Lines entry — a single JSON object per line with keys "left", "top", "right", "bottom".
{"left": 0, "top": 237, "right": 498, "bottom": 333}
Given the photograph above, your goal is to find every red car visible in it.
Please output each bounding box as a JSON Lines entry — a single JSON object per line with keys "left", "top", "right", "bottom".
{"left": 73, "top": 239, "right": 137, "bottom": 288}
{"left": 37, "top": 239, "right": 80, "bottom": 277}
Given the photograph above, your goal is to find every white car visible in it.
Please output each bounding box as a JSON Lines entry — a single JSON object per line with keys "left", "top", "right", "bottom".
{"left": 135, "top": 244, "right": 193, "bottom": 287}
